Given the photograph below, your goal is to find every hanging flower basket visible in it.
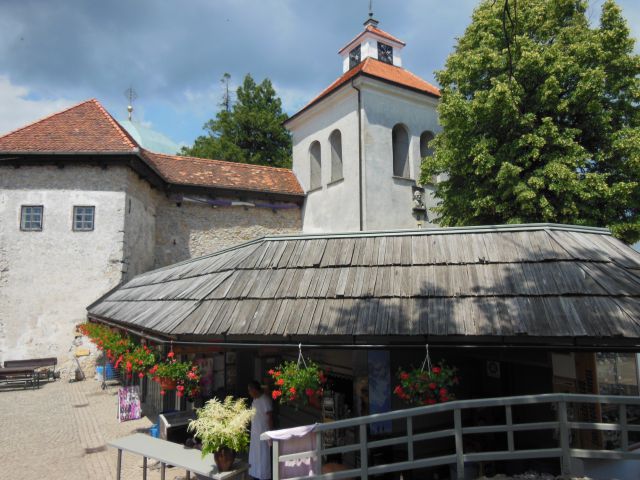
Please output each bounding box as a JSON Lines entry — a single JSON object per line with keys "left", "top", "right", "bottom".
{"left": 150, "top": 351, "right": 201, "bottom": 397}
{"left": 394, "top": 362, "right": 459, "bottom": 406}
{"left": 268, "top": 358, "right": 326, "bottom": 408}
{"left": 158, "top": 377, "right": 177, "bottom": 391}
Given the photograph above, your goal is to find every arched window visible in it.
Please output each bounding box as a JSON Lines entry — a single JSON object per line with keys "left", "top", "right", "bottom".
{"left": 420, "top": 131, "right": 435, "bottom": 159}
{"left": 392, "top": 124, "right": 410, "bottom": 178}
{"left": 329, "top": 130, "right": 343, "bottom": 182}
{"left": 420, "top": 131, "right": 436, "bottom": 183}
{"left": 309, "top": 141, "right": 322, "bottom": 190}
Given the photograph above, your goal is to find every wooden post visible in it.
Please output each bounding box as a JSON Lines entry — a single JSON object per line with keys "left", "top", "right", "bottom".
{"left": 505, "top": 405, "right": 515, "bottom": 452}
{"left": 116, "top": 449, "right": 122, "bottom": 480}
{"left": 454, "top": 408, "right": 464, "bottom": 480}
{"left": 161, "top": 462, "right": 166, "bottom": 480}
{"left": 407, "top": 416, "right": 414, "bottom": 462}
{"left": 620, "top": 404, "right": 629, "bottom": 452}
{"left": 272, "top": 439, "right": 280, "bottom": 480}
{"left": 360, "top": 424, "right": 368, "bottom": 480}
{"left": 315, "top": 431, "right": 323, "bottom": 474}
{"left": 558, "top": 401, "right": 571, "bottom": 476}
{"left": 142, "top": 456, "right": 147, "bottom": 480}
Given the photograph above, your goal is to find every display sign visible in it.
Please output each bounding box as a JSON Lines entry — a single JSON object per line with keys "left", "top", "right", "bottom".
{"left": 118, "top": 386, "right": 142, "bottom": 422}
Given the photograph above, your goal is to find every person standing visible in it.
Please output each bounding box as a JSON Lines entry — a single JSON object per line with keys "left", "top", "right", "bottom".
{"left": 248, "top": 380, "right": 273, "bottom": 480}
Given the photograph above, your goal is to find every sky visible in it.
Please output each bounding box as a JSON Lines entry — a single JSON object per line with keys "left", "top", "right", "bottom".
{"left": 0, "top": 0, "right": 639, "bottom": 147}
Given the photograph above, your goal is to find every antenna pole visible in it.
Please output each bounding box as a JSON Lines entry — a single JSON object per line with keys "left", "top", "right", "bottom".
{"left": 124, "top": 87, "right": 138, "bottom": 121}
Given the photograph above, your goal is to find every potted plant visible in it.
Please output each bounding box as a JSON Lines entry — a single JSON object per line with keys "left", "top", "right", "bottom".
{"left": 150, "top": 351, "right": 201, "bottom": 397}
{"left": 188, "top": 396, "right": 255, "bottom": 472}
{"left": 394, "top": 362, "right": 460, "bottom": 406}
{"left": 268, "top": 359, "right": 326, "bottom": 408}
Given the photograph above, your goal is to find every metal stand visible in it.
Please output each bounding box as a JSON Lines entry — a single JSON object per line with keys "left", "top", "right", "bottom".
{"left": 101, "top": 354, "right": 107, "bottom": 390}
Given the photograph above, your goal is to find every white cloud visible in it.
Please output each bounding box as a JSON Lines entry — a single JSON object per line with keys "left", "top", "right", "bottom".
{"left": 0, "top": 75, "right": 73, "bottom": 136}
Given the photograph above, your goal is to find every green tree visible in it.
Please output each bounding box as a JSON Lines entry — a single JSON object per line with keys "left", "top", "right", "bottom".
{"left": 422, "top": 0, "right": 640, "bottom": 243}
{"left": 182, "top": 74, "right": 292, "bottom": 168}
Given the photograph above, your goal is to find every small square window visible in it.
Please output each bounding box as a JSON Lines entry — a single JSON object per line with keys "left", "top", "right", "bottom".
{"left": 73, "top": 206, "right": 95, "bottom": 231}
{"left": 20, "top": 205, "right": 43, "bottom": 231}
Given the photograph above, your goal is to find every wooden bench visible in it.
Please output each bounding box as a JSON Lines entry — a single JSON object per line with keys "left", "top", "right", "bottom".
{"left": 0, "top": 367, "right": 39, "bottom": 389}
{"left": 3, "top": 357, "right": 57, "bottom": 382}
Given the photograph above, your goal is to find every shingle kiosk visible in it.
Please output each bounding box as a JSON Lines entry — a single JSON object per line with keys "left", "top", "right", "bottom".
{"left": 88, "top": 224, "right": 640, "bottom": 345}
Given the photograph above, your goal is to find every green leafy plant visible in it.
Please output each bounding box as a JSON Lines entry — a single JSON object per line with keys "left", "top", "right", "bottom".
{"left": 188, "top": 396, "right": 255, "bottom": 456}
{"left": 422, "top": 0, "right": 640, "bottom": 243}
{"left": 268, "top": 360, "right": 326, "bottom": 407}
{"left": 394, "top": 363, "right": 460, "bottom": 406}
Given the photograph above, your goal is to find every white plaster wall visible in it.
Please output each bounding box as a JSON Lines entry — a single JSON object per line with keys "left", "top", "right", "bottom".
{"left": 360, "top": 79, "right": 441, "bottom": 230}
{"left": 290, "top": 87, "right": 362, "bottom": 232}
{"left": 0, "top": 165, "right": 127, "bottom": 363}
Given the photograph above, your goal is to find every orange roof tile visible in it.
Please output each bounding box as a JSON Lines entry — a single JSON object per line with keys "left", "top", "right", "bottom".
{"left": 0, "top": 99, "right": 138, "bottom": 153}
{"left": 142, "top": 150, "right": 304, "bottom": 197}
{"left": 287, "top": 58, "right": 440, "bottom": 124}
{"left": 339, "top": 25, "right": 406, "bottom": 54}
{"left": 0, "top": 99, "right": 303, "bottom": 198}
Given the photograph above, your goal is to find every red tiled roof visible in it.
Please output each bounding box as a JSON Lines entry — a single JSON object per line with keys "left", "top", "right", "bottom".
{"left": 0, "top": 99, "right": 138, "bottom": 153}
{"left": 287, "top": 58, "right": 440, "bottom": 123}
{"left": 0, "top": 99, "right": 303, "bottom": 198}
{"left": 338, "top": 25, "right": 406, "bottom": 54}
{"left": 142, "top": 150, "right": 304, "bottom": 197}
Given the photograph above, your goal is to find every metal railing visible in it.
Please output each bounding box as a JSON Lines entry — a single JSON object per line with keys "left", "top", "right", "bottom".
{"left": 262, "top": 393, "right": 640, "bottom": 480}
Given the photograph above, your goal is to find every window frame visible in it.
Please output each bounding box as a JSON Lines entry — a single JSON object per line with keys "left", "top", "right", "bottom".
{"left": 309, "top": 141, "right": 322, "bottom": 191}
{"left": 329, "top": 129, "right": 344, "bottom": 183}
{"left": 377, "top": 42, "right": 394, "bottom": 65}
{"left": 349, "top": 45, "right": 361, "bottom": 69}
{"left": 72, "top": 205, "right": 96, "bottom": 232}
{"left": 20, "top": 205, "right": 44, "bottom": 232}
{"left": 392, "top": 124, "right": 411, "bottom": 179}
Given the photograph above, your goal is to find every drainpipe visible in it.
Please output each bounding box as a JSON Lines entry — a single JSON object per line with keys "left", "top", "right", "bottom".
{"left": 351, "top": 79, "right": 364, "bottom": 232}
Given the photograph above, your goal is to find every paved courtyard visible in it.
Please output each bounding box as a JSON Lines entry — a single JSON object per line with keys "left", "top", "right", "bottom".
{"left": 0, "top": 376, "right": 189, "bottom": 480}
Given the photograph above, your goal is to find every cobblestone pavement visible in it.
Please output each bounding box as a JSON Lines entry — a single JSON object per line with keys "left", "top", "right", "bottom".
{"left": 0, "top": 378, "right": 190, "bottom": 480}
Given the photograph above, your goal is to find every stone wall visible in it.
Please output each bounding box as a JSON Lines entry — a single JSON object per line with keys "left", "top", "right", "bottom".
{"left": 154, "top": 196, "right": 302, "bottom": 267}
{"left": 0, "top": 164, "right": 128, "bottom": 363}
{"left": 122, "top": 171, "right": 158, "bottom": 281}
{"left": 0, "top": 162, "right": 302, "bottom": 364}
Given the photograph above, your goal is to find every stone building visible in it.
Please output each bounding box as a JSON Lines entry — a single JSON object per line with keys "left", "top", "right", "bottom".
{"left": 0, "top": 99, "right": 303, "bottom": 361}
{"left": 288, "top": 17, "right": 442, "bottom": 232}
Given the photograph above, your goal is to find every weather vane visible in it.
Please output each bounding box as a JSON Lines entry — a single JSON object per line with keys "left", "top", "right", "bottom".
{"left": 124, "top": 87, "right": 138, "bottom": 121}
{"left": 369, "top": 0, "right": 374, "bottom": 19}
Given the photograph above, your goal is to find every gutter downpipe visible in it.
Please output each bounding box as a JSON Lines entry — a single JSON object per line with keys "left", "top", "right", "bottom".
{"left": 351, "top": 79, "right": 364, "bottom": 232}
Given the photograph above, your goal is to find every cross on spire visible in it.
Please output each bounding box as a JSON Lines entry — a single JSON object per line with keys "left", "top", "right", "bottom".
{"left": 364, "top": 0, "right": 379, "bottom": 27}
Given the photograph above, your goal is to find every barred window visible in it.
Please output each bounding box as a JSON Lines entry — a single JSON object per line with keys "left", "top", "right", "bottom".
{"left": 20, "top": 205, "right": 43, "bottom": 231}
{"left": 73, "top": 206, "right": 95, "bottom": 231}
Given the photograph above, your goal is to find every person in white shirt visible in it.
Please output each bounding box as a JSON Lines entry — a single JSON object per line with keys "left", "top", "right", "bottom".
{"left": 248, "top": 380, "right": 273, "bottom": 480}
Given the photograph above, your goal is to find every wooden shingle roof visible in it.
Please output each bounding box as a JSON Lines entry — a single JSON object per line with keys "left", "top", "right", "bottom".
{"left": 87, "top": 224, "right": 640, "bottom": 346}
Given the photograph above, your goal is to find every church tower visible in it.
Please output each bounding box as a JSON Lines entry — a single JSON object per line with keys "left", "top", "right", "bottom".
{"left": 287, "top": 13, "right": 441, "bottom": 232}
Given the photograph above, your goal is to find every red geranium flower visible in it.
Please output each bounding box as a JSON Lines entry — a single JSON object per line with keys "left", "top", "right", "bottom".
{"left": 276, "top": 378, "right": 284, "bottom": 386}
{"left": 272, "top": 390, "right": 282, "bottom": 400}
{"left": 160, "top": 390, "right": 166, "bottom": 396}
{"left": 400, "top": 372, "right": 409, "bottom": 380}
{"left": 432, "top": 367, "right": 441, "bottom": 375}
{"left": 167, "top": 351, "right": 175, "bottom": 359}
{"left": 429, "top": 382, "right": 437, "bottom": 390}
{"left": 305, "top": 388, "right": 315, "bottom": 397}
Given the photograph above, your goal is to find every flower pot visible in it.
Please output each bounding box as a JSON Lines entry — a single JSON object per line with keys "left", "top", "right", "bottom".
{"left": 159, "top": 377, "right": 177, "bottom": 391}
{"left": 214, "top": 447, "right": 236, "bottom": 472}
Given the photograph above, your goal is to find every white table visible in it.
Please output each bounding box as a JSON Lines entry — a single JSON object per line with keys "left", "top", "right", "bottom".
{"left": 108, "top": 433, "right": 249, "bottom": 480}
